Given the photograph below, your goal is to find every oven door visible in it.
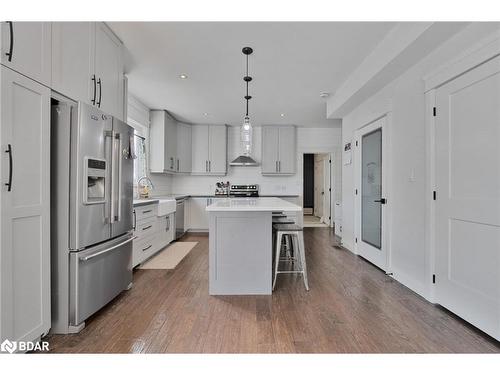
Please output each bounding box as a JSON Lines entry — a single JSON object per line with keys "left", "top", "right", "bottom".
{"left": 69, "top": 233, "right": 134, "bottom": 326}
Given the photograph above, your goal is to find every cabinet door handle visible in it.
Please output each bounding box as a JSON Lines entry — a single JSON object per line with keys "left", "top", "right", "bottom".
{"left": 208, "top": 160, "right": 211, "bottom": 172}
{"left": 91, "top": 75, "right": 96, "bottom": 105}
{"left": 278, "top": 160, "right": 281, "bottom": 172}
{"left": 177, "top": 159, "right": 179, "bottom": 171}
{"left": 205, "top": 160, "right": 208, "bottom": 172}
{"left": 133, "top": 210, "right": 136, "bottom": 230}
{"left": 276, "top": 161, "right": 278, "bottom": 172}
{"left": 5, "top": 21, "right": 13, "bottom": 62}
{"left": 5, "top": 144, "right": 13, "bottom": 192}
{"left": 97, "top": 78, "right": 102, "bottom": 108}
{"left": 142, "top": 209, "right": 152, "bottom": 214}
{"left": 142, "top": 225, "right": 152, "bottom": 231}
{"left": 166, "top": 216, "right": 170, "bottom": 231}
{"left": 142, "top": 245, "right": 152, "bottom": 252}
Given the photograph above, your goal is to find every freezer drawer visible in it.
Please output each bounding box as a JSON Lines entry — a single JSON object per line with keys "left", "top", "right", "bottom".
{"left": 69, "top": 233, "right": 134, "bottom": 326}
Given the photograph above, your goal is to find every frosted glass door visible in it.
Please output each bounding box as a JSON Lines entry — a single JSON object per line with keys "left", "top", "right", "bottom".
{"left": 361, "top": 129, "right": 382, "bottom": 249}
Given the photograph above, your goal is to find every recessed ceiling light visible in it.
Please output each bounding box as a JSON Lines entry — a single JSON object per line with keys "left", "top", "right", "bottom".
{"left": 320, "top": 92, "right": 330, "bottom": 98}
{"left": 179, "top": 74, "right": 188, "bottom": 79}
{"left": 280, "top": 113, "right": 285, "bottom": 117}
{"left": 203, "top": 112, "right": 209, "bottom": 116}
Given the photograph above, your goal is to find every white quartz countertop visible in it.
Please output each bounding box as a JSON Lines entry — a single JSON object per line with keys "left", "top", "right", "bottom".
{"left": 206, "top": 197, "right": 302, "bottom": 212}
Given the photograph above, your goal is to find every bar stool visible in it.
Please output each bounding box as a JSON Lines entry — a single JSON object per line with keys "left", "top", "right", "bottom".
{"left": 272, "top": 216, "right": 295, "bottom": 260}
{"left": 272, "top": 224, "right": 309, "bottom": 291}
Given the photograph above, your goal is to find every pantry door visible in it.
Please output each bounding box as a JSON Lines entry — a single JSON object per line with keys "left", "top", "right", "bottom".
{"left": 435, "top": 55, "right": 500, "bottom": 340}
{"left": 355, "top": 116, "right": 388, "bottom": 271}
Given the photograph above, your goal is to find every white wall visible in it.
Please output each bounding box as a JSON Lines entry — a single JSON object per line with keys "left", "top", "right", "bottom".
{"left": 170, "top": 126, "right": 342, "bottom": 196}
{"left": 341, "top": 23, "right": 500, "bottom": 299}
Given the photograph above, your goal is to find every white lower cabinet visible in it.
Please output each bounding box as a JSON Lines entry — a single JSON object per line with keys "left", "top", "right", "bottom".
{"left": 188, "top": 198, "right": 210, "bottom": 231}
{"left": 132, "top": 203, "right": 175, "bottom": 267}
{"left": 0, "top": 66, "right": 51, "bottom": 347}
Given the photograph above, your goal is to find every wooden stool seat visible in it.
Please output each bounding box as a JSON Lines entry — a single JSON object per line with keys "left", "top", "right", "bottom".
{"left": 272, "top": 224, "right": 303, "bottom": 231}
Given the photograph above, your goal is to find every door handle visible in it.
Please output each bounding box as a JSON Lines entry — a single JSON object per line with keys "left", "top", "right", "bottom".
{"left": 109, "top": 130, "right": 116, "bottom": 224}
{"left": 91, "top": 75, "right": 96, "bottom": 105}
{"left": 97, "top": 78, "right": 102, "bottom": 108}
{"left": 374, "top": 198, "right": 387, "bottom": 204}
{"left": 81, "top": 236, "right": 136, "bottom": 261}
{"left": 5, "top": 21, "right": 13, "bottom": 62}
{"left": 116, "top": 133, "right": 122, "bottom": 222}
{"left": 5, "top": 144, "right": 13, "bottom": 191}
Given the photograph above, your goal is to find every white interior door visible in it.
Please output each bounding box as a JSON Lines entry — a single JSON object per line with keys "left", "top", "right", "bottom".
{"left": 355, "top": 117, "right": 388, "bottom": 270}
{"left": 435, "top": 55, "right": 500, "bottom": 341}
{"left": 314, "top": 156, "right": 324, "bottom": 218}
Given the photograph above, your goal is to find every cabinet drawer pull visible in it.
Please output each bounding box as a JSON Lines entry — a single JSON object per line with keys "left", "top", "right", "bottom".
{"left": 5, "top": 144, "right": 13, "bottom": 192}
{"left": 5, "top": 21, "right": 13, "bottom": 62}
{"left": 97, "top": 78, "right": 102, "bottom": 108}
{"left": 142, "top": 245, "right": 152, "bottom": 252}
{"left": 142, "top": 225, "right": 152, "bottom": 231}
{"left": 142, "top": 209, "right": 152, "bottom": 214}
{"left": 91, "top": 75, "right": 96, "bottom": 105}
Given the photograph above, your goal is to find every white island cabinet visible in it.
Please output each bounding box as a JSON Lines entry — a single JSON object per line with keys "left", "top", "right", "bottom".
{"left": 206, "top": 197, "right": 302, "bottom": 295}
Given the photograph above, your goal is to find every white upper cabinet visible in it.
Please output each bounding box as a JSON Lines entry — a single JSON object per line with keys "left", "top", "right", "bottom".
{"left": 1, "top": 22, "right": 52, "bottom": 87}
{"left": 261, "top": 126, "right": 296, "bottom": 175}
{"left": 261, "top": 127, "right": 280, "bottom": 174}
{"left": 149, "top": 110, "right": 178, "bottom": 173}
{"left": 191, "top": 125, "right": 210, "bottom": 174}
{"left": 94, "top": 23, "right": 124, "bottom": 119}
{"left": 208, "top": 125, "right": 228, "bottom": 175}
{"left": 176, "top": 123, "right": 192, "bottom": 173}
{"left": 191, "top": 125, "right": 227, "bottom": 175}
{"left": 52, "top": 22, "right": 94, "bottom": 105}
{"left": 51, "top": 22, "right": 124, "bottom": 119}
{"left": 0, "top": 66, "right": 51, "bottom": 345}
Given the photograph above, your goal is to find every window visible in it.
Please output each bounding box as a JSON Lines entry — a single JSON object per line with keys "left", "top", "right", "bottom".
{"left": 127, "top": 117, "right": 149, "bottom": 196}
{"left": 133, "top": 134, "right": 147, "bottom": 184}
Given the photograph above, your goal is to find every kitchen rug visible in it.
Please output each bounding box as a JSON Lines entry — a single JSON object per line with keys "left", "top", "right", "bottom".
{"left": 139, "top": 241, "right": 198, "bottom": 270}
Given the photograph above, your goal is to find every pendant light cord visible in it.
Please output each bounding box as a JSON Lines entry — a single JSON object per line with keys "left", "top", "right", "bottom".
{"left": 246, "top": 54, "right": 249, "bottom": 116}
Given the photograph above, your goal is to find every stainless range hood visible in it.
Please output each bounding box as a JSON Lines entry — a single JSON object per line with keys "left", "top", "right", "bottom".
{"left": 230, "top": 154, "right": 259, "bottom": 166}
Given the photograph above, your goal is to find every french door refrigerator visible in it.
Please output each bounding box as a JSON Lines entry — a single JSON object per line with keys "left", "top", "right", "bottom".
{"left": 51, "top": 100, "right": 135, "bottom": 334}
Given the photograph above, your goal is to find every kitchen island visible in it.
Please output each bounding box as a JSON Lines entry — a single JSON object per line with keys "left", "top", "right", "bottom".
{"left": 206, "top": 197, "right": 302, "bottom": 295}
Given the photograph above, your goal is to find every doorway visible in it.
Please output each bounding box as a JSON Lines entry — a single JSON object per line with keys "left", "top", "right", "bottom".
{"left": 354, "top": 116, "right": 389, "bottom": 271}
{"left": 303, "top": 153, "right": 331, "bottom": 227}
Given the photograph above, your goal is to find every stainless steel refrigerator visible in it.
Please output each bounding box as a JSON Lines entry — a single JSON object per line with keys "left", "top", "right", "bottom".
{"left": 51, "top": 100, "right": 135, "bottom": 334}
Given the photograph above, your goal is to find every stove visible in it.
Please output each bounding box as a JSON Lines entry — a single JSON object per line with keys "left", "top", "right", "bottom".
{"left": 229, "top": 184, "right": 259, "bottom": 197}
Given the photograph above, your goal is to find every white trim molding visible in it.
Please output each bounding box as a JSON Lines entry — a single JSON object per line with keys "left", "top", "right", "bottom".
{"left": 424, "top": 29, "right": 500, "bottom": 91}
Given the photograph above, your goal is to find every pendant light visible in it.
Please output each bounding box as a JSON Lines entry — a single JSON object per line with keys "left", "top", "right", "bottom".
{"left": 230, "top": 47, "right": 259, "bottom": 166}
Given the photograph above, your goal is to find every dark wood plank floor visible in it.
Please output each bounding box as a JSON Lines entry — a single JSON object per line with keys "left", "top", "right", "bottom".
{"left": 46, "top": 228, "right": 500, "bottom": 353}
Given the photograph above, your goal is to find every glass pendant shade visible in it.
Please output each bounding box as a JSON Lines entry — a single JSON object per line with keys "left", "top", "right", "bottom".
{"left": 240, "top": 115, "right": 253, "bottom": 155}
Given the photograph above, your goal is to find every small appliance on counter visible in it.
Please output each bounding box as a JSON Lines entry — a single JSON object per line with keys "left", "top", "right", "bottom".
{"left": 215, "top": 181, "right": 231, "bottom": 196}
{"left": 229, "top": 184, "right": 259, "bottom": 197}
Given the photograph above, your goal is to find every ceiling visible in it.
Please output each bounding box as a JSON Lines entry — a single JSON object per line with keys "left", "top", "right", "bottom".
{"left": 109, "top": 22, "right": 396, "bottom": 127}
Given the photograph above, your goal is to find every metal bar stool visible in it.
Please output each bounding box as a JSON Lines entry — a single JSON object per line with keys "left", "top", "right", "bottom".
{"left": 272, "top": 216, "right": 295, "bottom": 260}
{"left": 272, "top": 223, "right": 309, "bottom": 291}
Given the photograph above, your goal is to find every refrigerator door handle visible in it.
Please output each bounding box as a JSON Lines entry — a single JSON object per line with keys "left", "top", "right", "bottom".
{"left": 109, "top": 130, "right": 116, "bottom": 224}
{"left": 81, "top": 236, "right": 136, "bottom": 261}
{"left": 116, "top": 133, "right": 123, "bottom": 222}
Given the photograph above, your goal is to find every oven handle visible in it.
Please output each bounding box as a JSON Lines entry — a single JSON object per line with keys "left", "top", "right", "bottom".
{"left": 81, "top": 236, "right": 136, "bottom": 262}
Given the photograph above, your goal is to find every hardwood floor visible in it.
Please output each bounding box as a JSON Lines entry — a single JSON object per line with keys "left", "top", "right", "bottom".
{"left": 46, "top": 228, "right": 500, "bottom": 353}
